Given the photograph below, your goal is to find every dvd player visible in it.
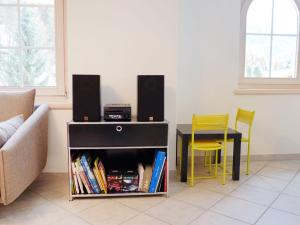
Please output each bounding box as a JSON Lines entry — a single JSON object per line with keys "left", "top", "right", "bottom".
{"left": 104, "top": 104, "right": 131, "bottom": 121}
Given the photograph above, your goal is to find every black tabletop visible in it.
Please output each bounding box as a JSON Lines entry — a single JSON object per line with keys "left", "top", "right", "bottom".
{"left": 177, "top": 124, "right": 241, "bottom": 136}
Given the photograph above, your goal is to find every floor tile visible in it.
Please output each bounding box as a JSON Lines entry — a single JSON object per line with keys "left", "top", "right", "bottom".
{"left": 50, "top": 215, "right": 91, "bottom": 225}
{"left": 174, "top": 187, "right": 224, "bottom": 209}
{"left": 5, "top": 201, "right": 71, "bottom": 225}
{"left": 168, "top": 180, "right": 189, "bottom": 196}
{"left": 267, "top": 160, "right": 300, "bottom": 171}
{"left": 114, "top": 196, "right": 166, "bottom": 212}
{"left": 240, "top": 161, "right": 267, "bottom": 174}
{"left": 0, "top": 217, "right": 15, "bottom": 225}
{"left": 195, "top": 179, "right": 242, "bottom": 194}
{"left": 51, "top": 194, "right": 101, "bottom": 213}
{"left": 0, "top": 190, "right": 48, "bottom": 218}
{"left": 245, "top": 175, "right": 288, "bottom": 193}
{"left": 256, "top": 208, "right": 300, "bottom": 225}
{"left": 211, "top": 196, "right": 267, "bottom": 224}
{"left": 145, "top": 199, "right": 204, "bottom": 225}
{"left": 190, "top": 211, "right": 249, "bottom": 225}
{"left": 257, "top": 166, "right": 298, "bottom": 181}
{"left": 284, "top": 182, "right": 300, "bottom": 197}
{"left": 292, "top": 172, "right": 300, "bottom": 184}
{"left": 77, "top": 199, "right": 139, "bottom": 225}
{"left": 121, "top": 213, "right": 169, "bottom": 225}
{"left": 272, "top": 194, "right": 300, "bottom": 215}
{"left": 230, "top": 184, "right": 279, "bottom": 206}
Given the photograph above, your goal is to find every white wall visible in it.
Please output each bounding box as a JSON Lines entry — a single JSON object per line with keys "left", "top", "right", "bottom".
{"left": 45, "top": 0, "right": 300, "bottom": 172}
{"left": 177, "top": 0, "right": 300, "bottom": 157}
{"left": 44, "top": 0, "right": 177, "bottom": 172}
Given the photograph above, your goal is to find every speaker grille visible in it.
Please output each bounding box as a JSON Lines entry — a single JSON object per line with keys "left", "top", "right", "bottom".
{"left": 137, "top": 75, "right": 164, "bottom": 121}
{"left": 72, "top": 74, "right": 101, "bottom": 122}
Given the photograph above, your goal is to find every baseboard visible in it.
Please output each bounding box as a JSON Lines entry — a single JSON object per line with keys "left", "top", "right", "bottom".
{"left": 177, "top": 153, "right": 300, "bottom": 167}
{"left": 248, "top": 153, "right": 300, "bottom": 161}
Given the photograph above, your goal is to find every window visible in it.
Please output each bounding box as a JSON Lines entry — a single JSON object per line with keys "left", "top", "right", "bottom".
{"left": 0, "top": 0, "right": 65, "bottom": 96}
{"left": 238, "top": 0, "right": 300, "bottom": 93}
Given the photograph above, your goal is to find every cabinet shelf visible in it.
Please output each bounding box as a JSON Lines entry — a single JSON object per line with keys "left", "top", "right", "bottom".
{"left": 70, "top": 192, "right": 167, "bottom": 199}
{"left": 67, "top": 120, "right": 169, "bottom": 200}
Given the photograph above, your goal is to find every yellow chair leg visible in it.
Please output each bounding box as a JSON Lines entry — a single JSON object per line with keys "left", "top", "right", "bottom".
{"left": 215, "top": 150, "right": 218, "bottom": 177}
{"left": 209, "top": 152, "right": 212, "bottom": 174}
{"left": 191, "top": 149, "right": 194, "bottom": 186}
{"left": 222, "top": 148, "right": 227, "bottom": 185}
{"left": 204, "top": 152, "right": 207, "bottom": 167}
{"left": 246, "top": 142, "right": 250, "bottom": 175}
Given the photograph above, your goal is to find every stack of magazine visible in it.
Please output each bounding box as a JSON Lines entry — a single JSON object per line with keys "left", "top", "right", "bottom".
{"left": 71, "top": 150, "right": 167, "bottom": 195}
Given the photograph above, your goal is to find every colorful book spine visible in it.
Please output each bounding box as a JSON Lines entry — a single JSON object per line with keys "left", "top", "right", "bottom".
{"left": 81, "top": 154, "right": 101, "bottom": 194}
{"left": 156, "top": 160, "right": 166, "bottom": 192}
{"left": 74, "top": 162, "right": 84, "bottom": 194}
{"left": 155, "top": 157, "right": 166, "bottom": 192}
{"left": 94, "top": 157, "right": 107, "bottom": 194}
{"left": 76, "top": 159, "right": 93, "bottom": 194}
{"left": 149, "top": 151, "right": 166, "bottom": 193}
{"left": 98, "top": 160, "right": 107, "bottom": 192}
{"left": 93, "top": 167, "right": 104, "bottom": 193}
{"left": 71, "top": 162, "right": 79, "bottom": 194}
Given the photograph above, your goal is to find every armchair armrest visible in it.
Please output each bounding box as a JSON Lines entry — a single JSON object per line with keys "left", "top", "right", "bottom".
{"left": 0, "top": 104, "right": 48, "bottom": 205}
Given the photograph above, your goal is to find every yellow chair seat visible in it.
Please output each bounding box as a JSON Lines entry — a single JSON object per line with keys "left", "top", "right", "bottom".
{"left": 189, "top": 140, "right": 223, "bottom": 150}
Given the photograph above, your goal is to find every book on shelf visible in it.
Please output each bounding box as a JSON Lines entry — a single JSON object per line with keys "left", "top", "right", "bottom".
{"left": 73, "top": 162, "right": 84, "bottom": 194}
{"left": 75, "top": 157, "right": 93, "bottom": 194}
{"left": 157, "top": 159, "right": 166, "bottom": 192}
{"left": 71, "top": 162, "right": 79, "bottom": 194}
{"left": 70, "top": 150, "right": 167, "bottom": 195}
{"left": 97, "top": 159, "right": 107, "bottom": 192}
{"left": 93, "top": 157, "right": 107, "bottom": 194}
{"left": 123, "top": 170, "right": 139, "bottom": 192}
{"left": 137, "top": 163, "right": 144, "bottom": 191}
{"left": 141, "top": 165, "right": 153, "bottom": 192}
{"left": 81, "top": 154, "right": 101, "bottom": 194}
{"left": 149, "top": 150, "right": 166, "bottom": 193}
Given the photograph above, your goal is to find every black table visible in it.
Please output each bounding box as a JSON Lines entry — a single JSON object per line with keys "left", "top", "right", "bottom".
{"left": 176, "top": 124, "right": 242, "bottom": 182}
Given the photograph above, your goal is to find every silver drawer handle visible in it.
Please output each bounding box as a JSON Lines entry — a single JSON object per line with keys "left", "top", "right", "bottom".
{"left": 116, "top": 125, "right": 122, "bottom": 132}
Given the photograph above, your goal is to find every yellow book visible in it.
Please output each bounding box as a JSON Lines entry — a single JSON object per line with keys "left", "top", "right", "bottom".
{"left": 93, "top": 167, "right": 104, "bottom": 193}
{"left": 94, "top": 158, "right": 107, "bottom": 194}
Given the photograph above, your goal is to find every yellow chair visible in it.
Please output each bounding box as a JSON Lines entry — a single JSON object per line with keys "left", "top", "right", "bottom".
{"left": 205, "top": 108, "right": 255, "bottom": 175}
{"left": 232, "top": 108, "right": 255, "bottom": 175}
{"left": 189, "top": 114, "right": 229, "bottom": 186}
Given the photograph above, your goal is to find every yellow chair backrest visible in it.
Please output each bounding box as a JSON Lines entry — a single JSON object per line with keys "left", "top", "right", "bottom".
{"left": 192, "top": 114, "right": 229, "bottom": 146}
{"left": 235, "top": 108, "right": 255, "bottom": 139}
{"left": 192, "top": 114, "right": 229, "bottom": 132}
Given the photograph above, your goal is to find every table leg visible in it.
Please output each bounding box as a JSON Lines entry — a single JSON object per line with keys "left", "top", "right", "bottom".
{"left": 232, "top": 135, "right": 242, "bottom": 180}
{"left": 180, "top": 135, "right": 189, "bottom": 182}
{"left": 218, "top": 150, "right": 221, "bottom": 164}
{"left": 213, "top": 150, "right": 221, "bottom": 164}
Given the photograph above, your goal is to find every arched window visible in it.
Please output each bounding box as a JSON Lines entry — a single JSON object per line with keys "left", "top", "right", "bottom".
{"left": 239, "top": 0, "right": 300, "bottom": 93}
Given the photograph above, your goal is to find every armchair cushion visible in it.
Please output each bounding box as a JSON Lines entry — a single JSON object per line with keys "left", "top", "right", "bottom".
{"left": 0, "top": 89, "right": 35, "bottom": 122}
{"left": 0, "top": 115, "right": 24, "bottom": 148}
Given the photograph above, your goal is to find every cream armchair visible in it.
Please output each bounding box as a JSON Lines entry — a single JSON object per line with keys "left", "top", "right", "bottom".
{"left": 0, "top": 104, "right": 48, "bottom": 205}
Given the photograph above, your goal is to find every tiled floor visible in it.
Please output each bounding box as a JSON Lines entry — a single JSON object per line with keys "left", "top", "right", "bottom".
{"left": 1, "top": 160, "right": 300, "bottom": 225}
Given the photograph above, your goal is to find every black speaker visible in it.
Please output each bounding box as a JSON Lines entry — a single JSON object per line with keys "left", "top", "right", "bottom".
{"left": 72, "top": 74, "right": 101, "bottom": 122}
{"left": 137, "top": 75, "right": 164, "bottom": 122}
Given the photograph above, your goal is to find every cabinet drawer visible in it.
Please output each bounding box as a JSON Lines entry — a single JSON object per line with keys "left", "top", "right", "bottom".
{"left": 68, "top": 123, "right": 168, "bottom": 147}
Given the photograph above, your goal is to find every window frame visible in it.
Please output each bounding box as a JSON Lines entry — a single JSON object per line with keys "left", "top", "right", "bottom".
{"left": 0, "top": 0, "right": 66, "bottom": 97}
{"left": 238, "top": 0, "right": 300, "bottom": 93}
